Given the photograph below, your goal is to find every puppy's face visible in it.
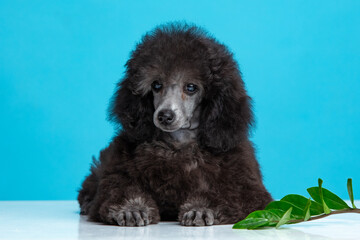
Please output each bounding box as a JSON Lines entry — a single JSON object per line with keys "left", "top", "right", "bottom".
{"left": 150, "top": 72, "right": 203, "bottom": 132}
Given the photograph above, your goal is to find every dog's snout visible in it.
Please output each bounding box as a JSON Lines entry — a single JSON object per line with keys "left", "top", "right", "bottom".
{"left": 157, "top": 109, "right": 175, "bottom": 125}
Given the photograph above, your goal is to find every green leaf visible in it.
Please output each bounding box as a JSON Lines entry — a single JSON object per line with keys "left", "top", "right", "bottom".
{"left": 276, "top": 207, "right": 292, "bottom": 229}
{"left": 232, "top": 218, "right": 269, "bottom": 229}
{"left": 347, "top": 178, "right": 356, "bottom": 208}
{"left": 232, "top": 209, "right": 281, "bottom": 229}
{"left": 303, "top": 198, "right": 311, "bottom": 221}
{"left": 232, "top": 178, "right": 357, "bottom": 231}
{"left": 242, "top": 210, "right": 281, "bottom": 226}
{"left": 281, "top": 194, "right": 324, "bottom": 215}
{"left": 265, "top": 201, "right": 304, "bottom": 219}
{"left": 266, "top": 209, "right": 286, "bottom": 217}
{"left": 319, "top": 178, "right": 331, "bottom": 214}
{"left": 307, "top": 184, "right": 350, "bottom": 211}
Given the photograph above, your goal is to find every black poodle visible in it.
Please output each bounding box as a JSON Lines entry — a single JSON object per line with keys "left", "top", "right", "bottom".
{"left": 78, "top": 23, "right": 272, "bottom": 227}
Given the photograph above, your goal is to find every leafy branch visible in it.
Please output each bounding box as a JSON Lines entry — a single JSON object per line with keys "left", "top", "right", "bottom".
{"left": 233, "top": 178, "right": 359, "bottom": 229}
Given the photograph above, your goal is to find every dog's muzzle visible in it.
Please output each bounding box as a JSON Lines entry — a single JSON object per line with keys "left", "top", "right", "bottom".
{"left": 157, "top": 109, "right": 175, "bottom": 126}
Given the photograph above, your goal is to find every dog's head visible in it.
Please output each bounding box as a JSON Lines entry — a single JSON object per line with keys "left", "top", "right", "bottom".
{"left": 137, "top": 67, "right": 204, "bottom": 133}
{"left": 109, "top": 23, "right": 253, "bottom": 153}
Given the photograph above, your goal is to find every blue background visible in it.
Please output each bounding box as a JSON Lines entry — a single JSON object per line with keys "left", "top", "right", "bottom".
{"left": 1, "top": 0, "right": 359, "bottom": 201}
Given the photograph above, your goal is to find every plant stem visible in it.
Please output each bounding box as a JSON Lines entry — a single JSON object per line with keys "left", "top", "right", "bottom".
{"left": 289, "top": 208, "right": 360, "bottom": 224}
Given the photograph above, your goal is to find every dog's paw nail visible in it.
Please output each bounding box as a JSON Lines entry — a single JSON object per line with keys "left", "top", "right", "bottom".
{"left": 114, "top": 212, "right": 125, "bottom": 226}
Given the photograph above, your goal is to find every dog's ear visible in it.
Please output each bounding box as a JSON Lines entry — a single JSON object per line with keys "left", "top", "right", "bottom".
{"left": 108, "top": 76, "right": 155, "bottom": 143}
{"left": 198, "top": 44, "right": 254, "bottom": 153}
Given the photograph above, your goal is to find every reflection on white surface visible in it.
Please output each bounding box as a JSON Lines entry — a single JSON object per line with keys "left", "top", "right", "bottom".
{"left": 0, "top": 201, "right": 359, "bottom": 240}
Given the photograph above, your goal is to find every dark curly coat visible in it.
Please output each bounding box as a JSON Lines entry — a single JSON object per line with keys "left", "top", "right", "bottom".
{"left": 78, "top": 23, "right": 272, "bottom": 227}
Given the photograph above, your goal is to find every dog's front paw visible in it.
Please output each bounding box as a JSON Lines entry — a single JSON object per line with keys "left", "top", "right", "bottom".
{"left": 111, "top": 208, "right": 150, "bottom": 226}
{"left": 108, "top": 197, "right": 159, "bottom": 227}
{"left": 180, "top": 208, "right": 217, "bottom": 226}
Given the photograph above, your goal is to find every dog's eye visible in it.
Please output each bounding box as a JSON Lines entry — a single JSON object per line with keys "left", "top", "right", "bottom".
{"left": 185, "top": 83, "right": 198, "bottom": 94}
{"left": 151, "top": 81, "right": 162, "bottom": 92}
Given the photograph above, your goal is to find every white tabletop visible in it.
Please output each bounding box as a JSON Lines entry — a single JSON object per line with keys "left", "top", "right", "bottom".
{"left": 0, "top": 200, "right": 359, "bottom": 240}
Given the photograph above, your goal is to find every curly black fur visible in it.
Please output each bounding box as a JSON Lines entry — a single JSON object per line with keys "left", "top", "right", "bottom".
{"left": 78, "top": 23, "right": 272, "bottom": 226}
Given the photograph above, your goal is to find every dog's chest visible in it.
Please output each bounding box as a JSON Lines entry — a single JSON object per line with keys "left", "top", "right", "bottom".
{"left": 132, "top": 141, "right": 220, "bottom": 202}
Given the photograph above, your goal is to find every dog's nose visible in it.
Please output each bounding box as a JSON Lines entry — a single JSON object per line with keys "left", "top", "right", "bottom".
{"left": 158, "top": 109, "right": 175, "bottom": 125}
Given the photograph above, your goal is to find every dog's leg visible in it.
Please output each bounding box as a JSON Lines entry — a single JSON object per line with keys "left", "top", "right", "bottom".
{"left": 178, "top": 188, "right": 272, "bottom": 226}
{"left": 106, "top": 195, "right": 160, "bottom": 227}
{"left": 78, "top": 157, "right": 101, "bottom": 215}
{"left": 179, "top": 195, "right": 220, "bottom": 226}
{"left": 91, "top": 175, "right": 160, "bottom": 227}
{"left": 78, "top": 174, "right": 98, "bottom": 215}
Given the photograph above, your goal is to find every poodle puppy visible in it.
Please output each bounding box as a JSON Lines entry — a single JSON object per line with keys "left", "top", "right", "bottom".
{"left": 78, "top": 23, "right": 272, "bottom": 227}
